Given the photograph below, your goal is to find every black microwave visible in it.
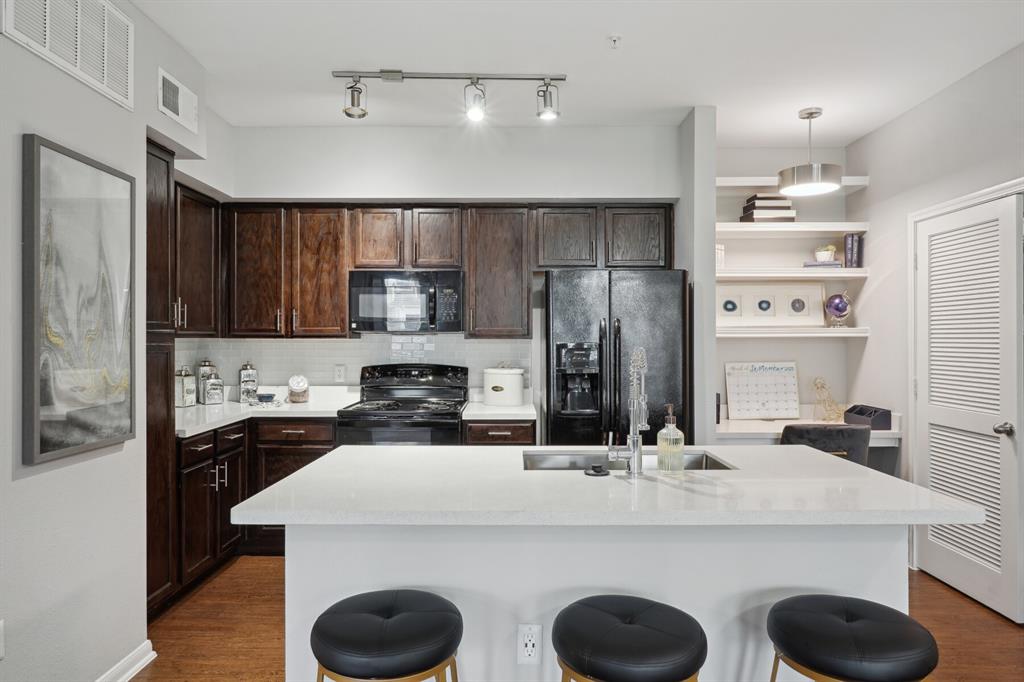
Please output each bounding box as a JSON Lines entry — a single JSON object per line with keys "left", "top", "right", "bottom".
{"left": 348, "top": 270, "right": 463, "bottom": 334}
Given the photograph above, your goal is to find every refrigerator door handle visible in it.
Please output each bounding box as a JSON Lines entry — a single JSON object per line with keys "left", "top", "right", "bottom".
{"left": 599, "top": 317, "right": 608, "bottom": 432}
{"left": 612, "top": 317, "right": 621, "bottom": 437}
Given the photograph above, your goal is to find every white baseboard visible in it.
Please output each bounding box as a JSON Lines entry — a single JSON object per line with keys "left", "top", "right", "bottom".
{"left": 96, "top": 640, "right": 156, "bottom": 682}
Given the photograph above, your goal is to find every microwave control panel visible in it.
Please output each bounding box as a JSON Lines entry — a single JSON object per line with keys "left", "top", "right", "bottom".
{"left": 437, "top": 287, "right": 461, "bottom": 328}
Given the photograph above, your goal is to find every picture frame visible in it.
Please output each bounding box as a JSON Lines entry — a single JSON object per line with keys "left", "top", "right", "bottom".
{"left": 22, "top": 134, "right": 136, "bottom": 465}
{"left": 716, "top": 283, "right": 826, "bottom": 327}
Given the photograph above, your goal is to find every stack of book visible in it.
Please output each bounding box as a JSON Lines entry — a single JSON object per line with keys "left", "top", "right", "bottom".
{"left": 844, "top": 233, "right": 864, "bottom": 267}
{"left": 740, "top": 194, "right": 795, "bottom": 222}
{"left": 804, "top": 259, "right": 842, "bottom": 268}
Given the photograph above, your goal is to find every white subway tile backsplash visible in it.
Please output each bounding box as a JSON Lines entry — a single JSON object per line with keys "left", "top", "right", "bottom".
{"left": 175, "top": 335, "right": 531, "bottom": 387}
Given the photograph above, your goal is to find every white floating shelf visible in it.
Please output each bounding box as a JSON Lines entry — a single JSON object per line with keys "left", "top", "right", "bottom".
{"left": 716, "top": 175, "right": 870, "bottom": 197}
{"left": 715, "top": 222, "right": 869, "bottom": 240}
{"left": 717, "top": 326, "right": 870, "bottom": 339}
{"left": 717, "top": 267, "right": 869, "bottom": 281}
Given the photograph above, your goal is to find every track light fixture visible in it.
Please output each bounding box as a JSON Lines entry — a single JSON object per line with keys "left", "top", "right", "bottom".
{"left": 331, "top": 69, "right": 566, "bottom": 122}
{"left": 342, "top": 77, "right": 367, "bottom": 119}
{"left": 464, "top": 79, "right": 486, "bottom": 122}
{"left": 536, "top": 80, "right": 559, "bottom": 121}
{"left": 777, "top": 107, "right": 842, "bottom": 196}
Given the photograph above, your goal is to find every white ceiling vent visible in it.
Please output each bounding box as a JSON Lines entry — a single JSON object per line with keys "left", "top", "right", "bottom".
{"left": 1, "top": 0, "right": 134, "bottom": 109}
{"left": 158, "top": 68, "right": 198, "bottom": 134}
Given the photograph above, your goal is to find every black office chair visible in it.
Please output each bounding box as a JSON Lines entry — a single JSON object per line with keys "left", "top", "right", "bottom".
{"left": 780, "top": 424, "right": 871, "bottom": 467}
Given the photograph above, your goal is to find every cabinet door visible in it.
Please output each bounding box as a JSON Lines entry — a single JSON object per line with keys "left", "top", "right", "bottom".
{"left": 605, "top": 207, "right": 668, "bottom": 268}
{"left": 535, "top": 207, "right": 598, "bottom": 268}
{"left": 175, "top": 185, "right": 219, "bottom": 337}
{"left": 465, "top": 208, "right": 530, "bottom": 338}
{"left": 248, "top": 444, "right": 333, "bottom": 554}
{"left": 411, "top": 207, "right": 461, "bottom": 267}
{"left": 146, "top": 333, "right": 179, "bottom": 612}
{"left": 352, "top": 208, "right": 404, "bottom": 268}
{"left": 290, "top": 208, "right": 347, "bottom": 336}
{"left": 146, "top": 143, "right": 176, "bottom": 331}
{"left": 226, "top": 206, "right": 287, "bottom": 336}
{"left": 180, "top": 459, "right": 217, "bottom": 586}
{"left": 216, "top": 448, "right": 245, "bottom": 556}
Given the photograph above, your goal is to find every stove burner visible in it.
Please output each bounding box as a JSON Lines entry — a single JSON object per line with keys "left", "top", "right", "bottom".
{"left": 343, "top": 399, "right": 463, "bottom": 414}
{"left": 414, "top": 401, "right": 460, "bottom": 412}
{"left": 349, "top": 400, "right": 402, "bottom": 411}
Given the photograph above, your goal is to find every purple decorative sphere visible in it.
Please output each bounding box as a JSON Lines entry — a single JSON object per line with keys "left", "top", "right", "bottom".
{"left": 825, "top": 292, "right": 851, "bottom": 322}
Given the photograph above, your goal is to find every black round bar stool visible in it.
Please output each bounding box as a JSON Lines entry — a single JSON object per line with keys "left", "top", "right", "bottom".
{"left": 552, "top": 595, "right": 708, "bottom": 682}
{"left": 768, "top": 594, "right": 938, "bottom": 682}
{"left": 310, "top": 589, "right": 462, "bottom": 682}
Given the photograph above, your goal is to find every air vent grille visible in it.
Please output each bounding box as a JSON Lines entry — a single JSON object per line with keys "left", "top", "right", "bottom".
{"left": 161, "top": 74, "right": 180, "bottom": 115}
{"left": 927, "top": 423, "right": 1002, "bottom": 572}
{"left": 1, "top": 0, "right": 134, "bottom": 109}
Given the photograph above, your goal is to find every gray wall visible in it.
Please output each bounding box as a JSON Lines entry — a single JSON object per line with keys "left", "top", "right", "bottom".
{"left": 845, "top": 43, "right": 1024, "bottom": 475}
{"left": 0, "top": 1, "right": 215, "bottom": 678}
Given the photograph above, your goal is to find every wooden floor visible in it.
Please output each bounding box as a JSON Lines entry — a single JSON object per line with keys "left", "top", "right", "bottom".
{"left": 137, "top": 557, "right": 1022, "bottom": 681}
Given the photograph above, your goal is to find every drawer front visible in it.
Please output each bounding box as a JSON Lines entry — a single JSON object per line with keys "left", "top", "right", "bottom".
{"left": 216, "top": 422, "right": 247, "bottom": 451}
{"left": 463, "top": 421, "right": 535, "bottom": 445}
{"left": 256, "top": 420, "right": 334, "bottom": 443}
{"left": 179, "top": 431, "right": 216, "bottom": 468}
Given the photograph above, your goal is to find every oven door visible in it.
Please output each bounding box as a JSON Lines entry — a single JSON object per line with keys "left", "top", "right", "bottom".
{"left": 335, "top": 417, "right": 461, "bottom": 446}
{"left": 348, "top": 271, "right": 435, "bottom": 334}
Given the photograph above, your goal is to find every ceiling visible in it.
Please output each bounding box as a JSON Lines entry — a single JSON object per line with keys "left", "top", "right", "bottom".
{"left": 137, "top": 0, "right": 1024, "bottom": 147}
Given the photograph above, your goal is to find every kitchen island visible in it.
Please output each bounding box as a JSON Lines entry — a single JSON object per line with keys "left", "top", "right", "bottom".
{"left": 231, "top": 444, "right": 982, "bottom": 681}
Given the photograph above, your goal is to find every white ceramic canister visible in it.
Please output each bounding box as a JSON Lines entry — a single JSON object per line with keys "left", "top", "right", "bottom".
{"left": 483, "top": 368, "right": 524, "bottom": 407}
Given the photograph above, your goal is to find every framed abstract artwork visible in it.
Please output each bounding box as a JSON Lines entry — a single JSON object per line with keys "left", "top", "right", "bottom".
{"left": 22, "top": 134, "right": 135, "bottom": 465}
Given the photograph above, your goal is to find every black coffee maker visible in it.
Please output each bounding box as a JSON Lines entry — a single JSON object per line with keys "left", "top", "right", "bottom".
{"left": 554, "top": 342, "right": 600, "bottom": 414}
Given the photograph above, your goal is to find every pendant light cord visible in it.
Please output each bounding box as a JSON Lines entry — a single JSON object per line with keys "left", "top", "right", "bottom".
{"left": 807, "top": 116, "right": 813, "bottom": 164}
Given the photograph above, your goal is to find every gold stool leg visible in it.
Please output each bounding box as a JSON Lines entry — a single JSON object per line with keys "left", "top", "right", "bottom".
{"left": 449, "top": 656, "right": 459, "bottom": 682}
{"left": 770, "top": 651, "right": 781, "bottom": 682}
{"left": 316, "top": 663, "right": 326, "bottom": 682}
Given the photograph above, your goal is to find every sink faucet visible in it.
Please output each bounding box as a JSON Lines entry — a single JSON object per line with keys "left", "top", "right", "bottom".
{"left": 608, "top": 348, "right": 649, "bottom": 476}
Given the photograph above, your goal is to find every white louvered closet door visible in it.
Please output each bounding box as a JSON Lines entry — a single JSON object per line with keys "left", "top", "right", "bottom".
{"left": 915, "top": 193, "right": 1023, "bottom": 623}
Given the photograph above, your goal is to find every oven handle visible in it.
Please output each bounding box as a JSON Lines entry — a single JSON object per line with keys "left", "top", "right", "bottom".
{"left": 337, "top": 417, "right": 460, "bottom": 427}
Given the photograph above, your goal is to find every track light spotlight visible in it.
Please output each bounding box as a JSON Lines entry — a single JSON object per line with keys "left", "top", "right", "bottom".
{"left": 536, "top": 80, "right": 559, "bottom": 121}
{"left": 343, "top": 77, "right": 368, "bottom": 119}
{"left": 464, "top": 79, "right": 486, "bottom": 122}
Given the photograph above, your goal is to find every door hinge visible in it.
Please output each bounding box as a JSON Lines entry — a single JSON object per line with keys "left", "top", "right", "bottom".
{"left": 913, "top": 378, "right": 918, "bottom": 398}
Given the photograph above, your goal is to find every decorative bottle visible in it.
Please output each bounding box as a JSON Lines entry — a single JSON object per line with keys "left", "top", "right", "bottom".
{"left": 656, "top": 403, "right": 685, "bottom": 471}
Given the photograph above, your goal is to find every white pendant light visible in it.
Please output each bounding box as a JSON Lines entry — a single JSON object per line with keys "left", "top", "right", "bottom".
{"left": 536, "top": 80, "right": 559, "bottom": 121}
{"left": 343, "top": 77, "right": 368, "bottom": 119}
{"left": 777, "top": 107, "right": 842, "bottom": 196}
{"left": 464, "top": 79, "right": 486, "bottom": 122}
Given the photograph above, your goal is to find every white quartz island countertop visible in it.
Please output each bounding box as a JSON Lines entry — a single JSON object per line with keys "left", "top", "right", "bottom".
{"left": 231, "top": 444, "right": 983, "bottom": 527}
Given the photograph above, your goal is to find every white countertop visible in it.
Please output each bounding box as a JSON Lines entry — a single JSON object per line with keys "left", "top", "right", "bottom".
{"left": 231, "top": 444, "right": 983, "bottom": 527}
{"left": 175, "top": 386, "right": 537, "bottom": 437}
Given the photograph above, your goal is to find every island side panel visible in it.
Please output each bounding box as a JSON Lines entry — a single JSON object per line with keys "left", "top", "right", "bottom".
{"left": 285, "top": 524, "right": 908, "bottom": 682}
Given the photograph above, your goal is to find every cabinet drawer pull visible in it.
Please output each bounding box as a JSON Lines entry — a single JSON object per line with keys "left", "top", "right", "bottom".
{"left": 487, "top": 431, "right": 513, "bottom": 436}
{"left": 223, "top": 433, "right": 244, "bottom": 440}
{"left": 191, "top": 443, "right": 214, "bottom": 452}
{"left": 280, "top": 429, "right": 306, "bottom": 434}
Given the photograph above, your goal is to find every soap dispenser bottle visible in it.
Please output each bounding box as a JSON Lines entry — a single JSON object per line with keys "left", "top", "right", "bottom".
{"left": 657, "top": 403, "right": 685, "bottom": 471}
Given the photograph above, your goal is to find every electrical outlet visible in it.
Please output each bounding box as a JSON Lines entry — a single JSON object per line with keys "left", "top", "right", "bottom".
{"left": 0, "top": 619, "right": 5, "bottom": 660}
{"left": 333, "top": 365, "right": 346, "bottom": 383}
{"left": 517, "top": 623, "right": 541, "bottom": 665}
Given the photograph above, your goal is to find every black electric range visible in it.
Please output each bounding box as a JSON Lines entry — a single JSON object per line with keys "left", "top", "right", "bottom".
{"left": 336, "top": 364, "right": 468, "bottom": 446}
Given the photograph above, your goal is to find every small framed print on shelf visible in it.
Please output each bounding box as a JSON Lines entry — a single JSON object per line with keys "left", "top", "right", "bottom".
{"left": 716, "top": 283, "right": 825, "bottom": 327}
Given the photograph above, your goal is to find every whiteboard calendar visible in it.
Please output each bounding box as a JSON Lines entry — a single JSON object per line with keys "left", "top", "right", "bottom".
{"left": 725, "top": 362, "right": 800, "bottom": 419}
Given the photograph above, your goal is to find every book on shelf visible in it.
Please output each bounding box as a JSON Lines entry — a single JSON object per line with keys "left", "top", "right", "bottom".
{"left": 844, "top": 233, "right": 865, "bottom": 267}
{"left": 743, "top": 199, "right": 793, "bottom": 210}
{"left": 740, "top": 209, "right": 796, "bottom": 222}
{"left": 803, "top": 260, "right": 843, "bottom": 268}
{"left": 744, "top": 193, "right": 787, "bottom": 203}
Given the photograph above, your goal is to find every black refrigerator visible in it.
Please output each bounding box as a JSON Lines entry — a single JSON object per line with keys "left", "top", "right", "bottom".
{"left": 545, "top": 269, "right": 692, "bottom": 446}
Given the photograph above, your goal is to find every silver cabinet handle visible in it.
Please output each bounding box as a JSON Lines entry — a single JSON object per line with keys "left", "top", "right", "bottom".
{"left": 993, "top": 422, "right": 1016, "bottom": 436}
{"left": 219, "top": 461, "right": 228, "bottom": 488}
{"left": 175, "top": 297, "right": 183, "bottom": 327}
{"left": 191, "top": 443, "right": 214, "bottom": 452}
{"left": 182, "top": 302, "right": 188, "bottom": 329}
{"left": 275, "top": 308, "right": 282, "bottom": 332}
{"left": 223, "top": 433, "right": 244, "bottom": 441}
{"left": 281, "top": 429, "right": 306, "bottom": 434}
{"left": 172, "top": 298, "right": 179, "bottom": 328}
{"left": 208, "top": 465, "right": 219, "bottom": 491}
{"left": 487, "top": 431, "right": 512, "bottom": 436}
{"left": 292, "top": 308, "right": 298, "bottom": 331}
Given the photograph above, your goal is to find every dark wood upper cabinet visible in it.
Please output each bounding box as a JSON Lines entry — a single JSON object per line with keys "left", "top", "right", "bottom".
{"left": 179, "top": 458, "right": 217, "bottom": 586}
{"left": 465, "top": 207, "right": 530, "bottom": 338}
{"left": 411, "top": 207, "right": 461, "bottom": 268}
{"left": 604, "top": 207, "right": 669, "bottom": 268}
{"left": 226, "top": 206, "right": 287, "bottom": 336}
{"left": 175, "top": 186, "right": 219, "bottom": 337}
{"left": 290, "top": 208, "right": 347, "bottom": 336}
{"left": 535, "top": 207, "right": 598, "bottom": 268}
{"left": 146, "top": 333, "right": 178, "bottom": 613}
{"left": 146, "top": 143, "right": 176, "bottom": 331}
{"left": 351, "top": 208, "right": 403, "bottom": 268}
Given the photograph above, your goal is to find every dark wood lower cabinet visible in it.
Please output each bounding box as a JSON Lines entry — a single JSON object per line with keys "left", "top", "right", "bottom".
{"left": 146, "top": 332, "right": 179, "bottom": 614}
{"left": 180, "top": 458, "right": 218, "bottom": 586}
{"left": 216, "top": 447, "right": 246, "bottom": 554}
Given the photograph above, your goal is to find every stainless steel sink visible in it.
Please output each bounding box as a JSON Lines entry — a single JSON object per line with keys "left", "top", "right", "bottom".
{"left": 522, "top": 449, "right": 734, "bottom": 471}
